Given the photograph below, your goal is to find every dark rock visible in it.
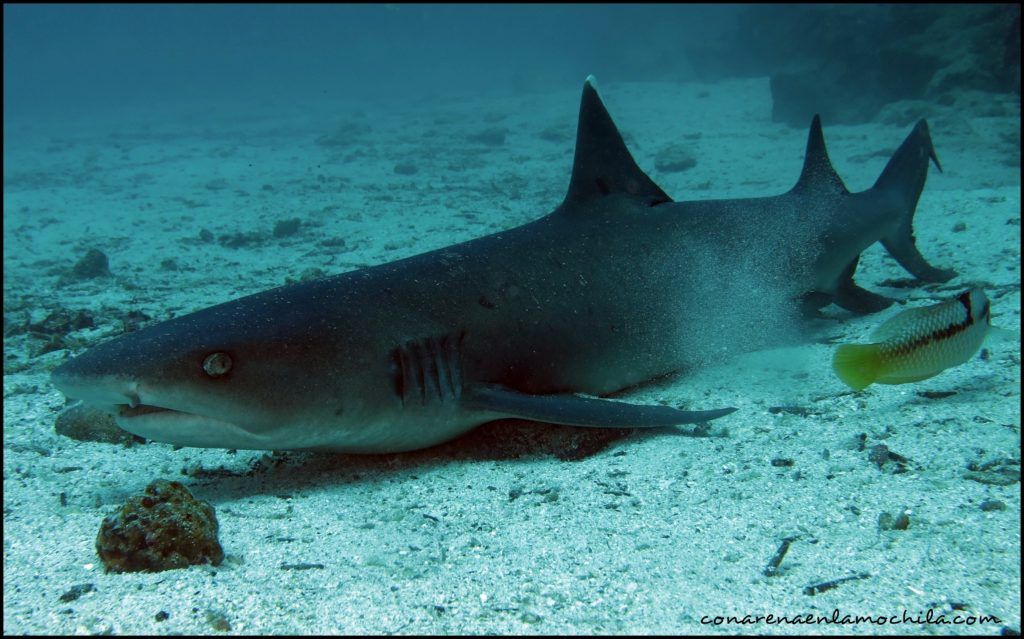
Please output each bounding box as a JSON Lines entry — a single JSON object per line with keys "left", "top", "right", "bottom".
{"left": 55, "top": 402, "right": 138, "bottom": 445}
{"left": 96, "top": 480, "right": 224, "bottom": 573}
{"left": 27, "top": 309, "right": 94, "bottom": 338}
{"left": 205, "top": 610, "right": 231, "bottom": 632}
{"left": 58, "top": 583, "right": 95, "bottom": 603}
{"left": 69, "top": 249, "right": 111, "bottom": 280}
{"left": 121, "top": 309, "right": 152, "bottom": 334}
{"left": 917, "top": 390, "right": 957, "bottom": 399}
{"left": 280, "top": 563, "right": 325, "bottom": 571}
{"left": 272, "top": 218, "right": 301, "bottom": 238}
{"left": 694, "top": 5, "right": 1022, "bottom": 126}
{"left": 393, "top": 162, "right": 418, "bottom": 175}
{"left": 868, "top": 444, "right": 891, "bottom": 467}
{"left": 468, "top": 128, "right": 507, "bottom": 146}
{"left": 964, "top": 458, "right": 1021, "bottom": 486}
{"left": 654, "top": 144, "right": 697, "bottom": 173}
{"left": 284, "top": 268, "right": 326, "bottom": 286}
{"left": 868, "top": 443, "right": 910, "bottom": 473}
{"left": 878, "top": 509, "right": 911, "bottom": 530}
{"left": 980, "top": 499, "right": 1006, "bottom": 512}
{"left": 218, "top": 231, "right": 265, "bottom": 249}
{"left": 31, "top": 336, "right": 67, "bottom": 358}
{"left": 319, "top": 237, "right": 348, "bottom": 249}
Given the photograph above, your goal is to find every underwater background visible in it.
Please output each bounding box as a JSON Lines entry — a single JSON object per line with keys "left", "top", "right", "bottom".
{"left": 3, "top": 4, "right": 1020, "bottom": 634}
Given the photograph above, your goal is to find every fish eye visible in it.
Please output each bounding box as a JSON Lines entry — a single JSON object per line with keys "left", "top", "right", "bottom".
{"left": 202, "top": 352, "right": 233, "bottom": 377}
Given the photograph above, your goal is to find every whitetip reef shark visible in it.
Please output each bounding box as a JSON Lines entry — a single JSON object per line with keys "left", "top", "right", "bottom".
{"left": 51, "top": 76, "right": 955, "bottom": 452}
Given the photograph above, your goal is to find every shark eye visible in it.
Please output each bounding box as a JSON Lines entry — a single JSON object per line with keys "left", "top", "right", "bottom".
{"left": 202, "top": 352, "right": 233, "bottom": 377}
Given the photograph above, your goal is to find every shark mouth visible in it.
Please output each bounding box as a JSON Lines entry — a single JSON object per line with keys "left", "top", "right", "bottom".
{"left": 115, "top": 401, "right": 232, "bottom": 427}
{"left": 114, "top": 402, "right": 216, "bottom": 436}
{"left": 112, "top": 401, "right": 273, "bottom": 449}
{"left": 118, "top": 403, "right": 175, "bottom": 419}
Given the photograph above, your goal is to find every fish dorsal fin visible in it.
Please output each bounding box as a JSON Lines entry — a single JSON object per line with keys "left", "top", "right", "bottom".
{"left": 870, "top": 290, "right": 973, "bottom": 342}
{"left": 791, "top": 115, "right": 848, "bottom": 196}
{"left": 561, "top": 75, "right": 671, "bottom": 209}
{"left": 870, "top": 305, "right": 935, "bottom": 341}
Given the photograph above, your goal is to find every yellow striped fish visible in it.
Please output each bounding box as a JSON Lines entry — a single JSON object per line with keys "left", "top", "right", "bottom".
{"left": 833, "top": 287, "right": 993, "bottom": 390}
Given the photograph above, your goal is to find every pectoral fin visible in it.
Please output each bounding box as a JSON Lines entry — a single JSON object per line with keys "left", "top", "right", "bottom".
{"left": 464, "top": 384, "right": 735, "bottom": 428}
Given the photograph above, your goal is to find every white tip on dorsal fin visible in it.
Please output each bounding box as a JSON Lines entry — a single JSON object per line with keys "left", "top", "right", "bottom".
{"left": 791, "top": 114, "right": 848, "bottom": 196}
{"left": 561, "top": 74, "right": 671, "bottom": 208}
{"left": 585, "top": 74, "right": 598, "bottom": 91}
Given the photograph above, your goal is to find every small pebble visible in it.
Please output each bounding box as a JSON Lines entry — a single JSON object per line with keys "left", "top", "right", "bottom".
{"left": 58, "top": 583, "right": 95, "bottom": 603}
{"left": 878, "top": 510, "right": 910, "bottom": 531}
{"left": 55, "top": 402, "right": 136, "bottom": 445}
{"left": 979, "top": 499, "right": 1006, "bottom": 512}
{"left": 69, "top": 249, "right": 111, "bottom": 280}
{"left": 468, "top": 128, "right": 506, "bottom": 146}
{"left": 393, "top": 162, "right": 417, "bottom": 175}
{"left": 205, "top": 610, "right": 231, "bottom": 632}
{"left": 868, "top": 444, "right": 890, "bottom": 467}
{"left": 654, "top": 143, "right": 697, "bottom": 173}
{"left": 273, "top": 218, "right": 301, "bottom": 238}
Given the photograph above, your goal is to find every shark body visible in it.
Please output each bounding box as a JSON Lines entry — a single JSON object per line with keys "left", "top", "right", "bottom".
{"left": 51, "top": 77, "right": 954, "bottom": 452}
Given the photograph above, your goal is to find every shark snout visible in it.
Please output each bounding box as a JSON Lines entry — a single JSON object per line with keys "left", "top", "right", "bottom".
{"left": 51, "top": 359, "right": 141, "bottom": 408}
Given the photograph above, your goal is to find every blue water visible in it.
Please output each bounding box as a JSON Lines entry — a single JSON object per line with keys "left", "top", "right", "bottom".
{"left": 4, "top": 5, "right": 739, "bottom": 123}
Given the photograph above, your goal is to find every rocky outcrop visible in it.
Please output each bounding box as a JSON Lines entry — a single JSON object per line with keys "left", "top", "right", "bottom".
{"left": 689, "top": 5, "right": 1020, "bottom": 126}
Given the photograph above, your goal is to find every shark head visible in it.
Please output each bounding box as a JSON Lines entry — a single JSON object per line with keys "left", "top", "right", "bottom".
{"left": 50, "top": 280, "right": 384, "bottom": 451}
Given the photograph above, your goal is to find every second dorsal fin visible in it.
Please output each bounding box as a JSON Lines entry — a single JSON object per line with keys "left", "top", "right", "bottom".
{"left": 561, "top": 76, "right": 671, "bottom": 209}
{"left": 791, "top": 115, "right": 848, "bottom": 196}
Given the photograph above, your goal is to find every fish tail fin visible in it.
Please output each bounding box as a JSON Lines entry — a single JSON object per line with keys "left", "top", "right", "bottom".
{"left": 832, "top": 343, "right": 885, "bottom": 391}
{"left": 872, "top": 119, "right": 956, "bottom": 283}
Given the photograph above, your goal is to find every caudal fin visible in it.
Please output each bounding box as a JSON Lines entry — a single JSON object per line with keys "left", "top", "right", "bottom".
{"left": 832, "top": 343, "right": 884, "bottom": 391}
{"left": 873, "top": 120, "right": 957, "bottom": 283}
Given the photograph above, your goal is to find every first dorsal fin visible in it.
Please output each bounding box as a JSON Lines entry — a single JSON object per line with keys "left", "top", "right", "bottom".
{"left": 791, "top": 115, "right": 848, "bottom": 195}
{"left": 561, "top": 75, "right": 671, "bottom": 208}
